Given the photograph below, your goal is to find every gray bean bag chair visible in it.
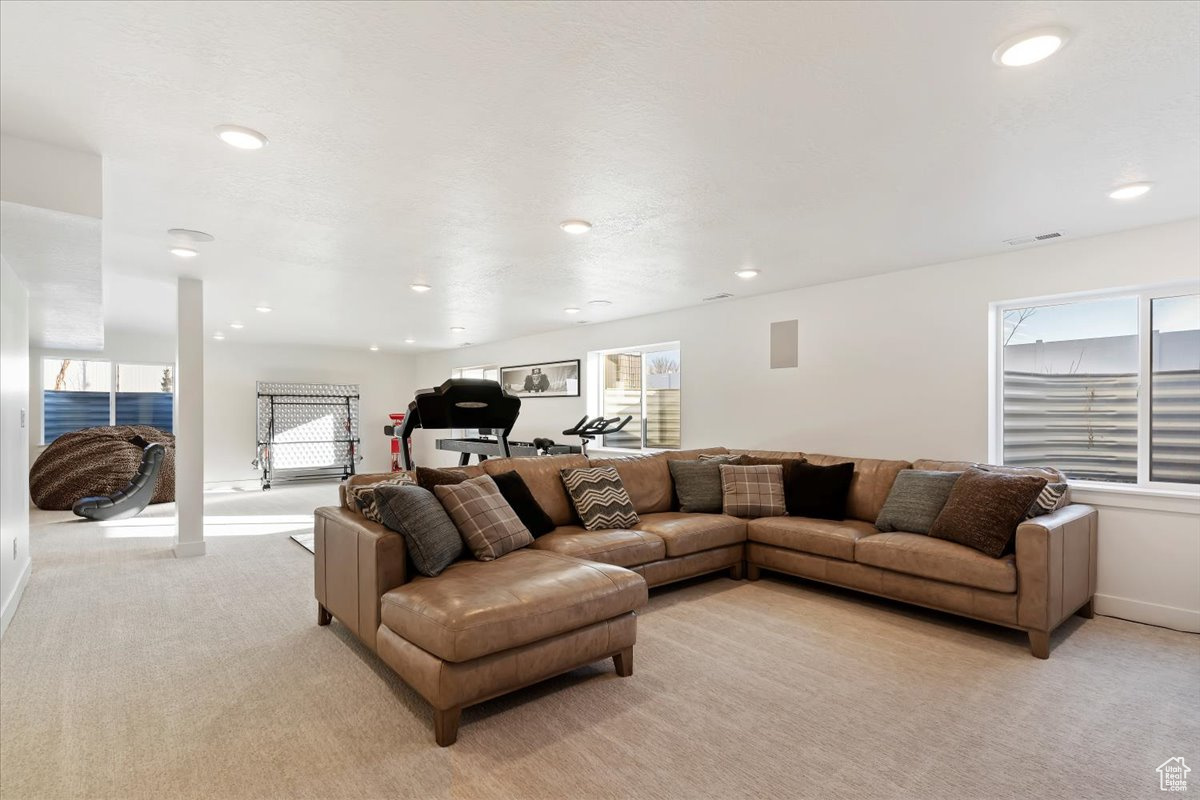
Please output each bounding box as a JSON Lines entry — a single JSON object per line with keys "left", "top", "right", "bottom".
{"left": 30, "top": 425, "right": 175, "bottom": 511}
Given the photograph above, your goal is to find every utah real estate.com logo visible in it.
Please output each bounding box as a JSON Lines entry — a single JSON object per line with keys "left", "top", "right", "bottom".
{"left": 1158, "top": 757, "right": 1190, "bottom": 792}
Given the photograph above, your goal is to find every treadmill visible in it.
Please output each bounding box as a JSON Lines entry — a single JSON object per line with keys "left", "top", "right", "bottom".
{"left": 392, "top": 378, "right": 523, "bottom": 470}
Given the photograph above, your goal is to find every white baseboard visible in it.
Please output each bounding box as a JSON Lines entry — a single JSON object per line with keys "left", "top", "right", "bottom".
{"left": 173, "top": 540, "right": 207, "bottom": 558}
{"left": 0, "top": 557, "right": 33, "bottom": 638}
{"left": 1095, "top": 593, "right": 1200, "bottom": 633}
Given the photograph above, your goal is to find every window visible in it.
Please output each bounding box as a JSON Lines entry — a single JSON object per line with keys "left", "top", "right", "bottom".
{"left": 41, "top": 358, "right": 173, "bottom": 443}
{"left": 116, "top": 363, "right": 174, "bottom": 431}
{"left": 590, "top": 343, "right": 681, "bottom": 450}
{"left": 994, "top": 286, "right": 1200, "bottom": 488}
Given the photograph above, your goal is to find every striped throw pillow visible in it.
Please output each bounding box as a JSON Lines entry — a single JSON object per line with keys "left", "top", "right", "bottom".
{"left": 346, "top": 474, "right": 416, "bottom": 523}
{"left": 561, "top": 466, "right": 640, "bottom": 531}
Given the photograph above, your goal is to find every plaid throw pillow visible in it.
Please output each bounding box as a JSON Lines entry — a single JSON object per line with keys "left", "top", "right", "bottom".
{"left": 560, "top": 466, "right": 640, "bottom": 531}
{"left": 434, "top": 475, "right": 532, "bottom": 561}
{"left": 719, "top": 464, "right": 786, "bottom": 518}
{"left": 346, "top": 474, "right": 416, "bottom": 523}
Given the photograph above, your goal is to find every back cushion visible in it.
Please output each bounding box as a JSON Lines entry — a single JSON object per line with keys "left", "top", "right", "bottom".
{"left": 728, "top": 448, "right": 807, "bottom": 463}
{"left": 913, "top": 458, "right": 1066, "bottom": 484}
{"left": 340, "top": 470, "right": 414, "bottom": 508}
{"left": 481, "top": 453, "right": 588, "bottom": 526}
{"left": 663, "top": 447, "right": 729, "bottom": 461}
{"left": 588, "top": 453, "right": 672, "bottom": 514}
{"left": 804, "top": 454, "right": 913, "bottom": 523}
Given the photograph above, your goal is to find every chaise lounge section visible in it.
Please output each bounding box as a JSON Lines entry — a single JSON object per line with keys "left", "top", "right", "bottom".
{"left": 315, "top": 447, "right": 1097, "bottom": 744}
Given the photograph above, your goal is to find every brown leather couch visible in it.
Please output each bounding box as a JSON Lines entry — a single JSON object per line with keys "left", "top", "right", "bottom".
{"left": 315, "top": 448, "right": 1097, "bottom": 745}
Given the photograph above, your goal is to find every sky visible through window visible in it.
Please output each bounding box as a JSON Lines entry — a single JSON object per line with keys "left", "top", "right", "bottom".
{"left": 1005, "top": 294, "right": 1199, "bottom": 345}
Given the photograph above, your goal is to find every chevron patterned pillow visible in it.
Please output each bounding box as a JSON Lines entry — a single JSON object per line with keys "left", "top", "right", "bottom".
{"left": 561, "top": 466, "right": 641, "bottom": 531}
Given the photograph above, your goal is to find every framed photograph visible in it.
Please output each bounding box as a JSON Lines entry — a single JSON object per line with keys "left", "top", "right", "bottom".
{"left": 500, "top": 359, "right": 580, "bottom": 398}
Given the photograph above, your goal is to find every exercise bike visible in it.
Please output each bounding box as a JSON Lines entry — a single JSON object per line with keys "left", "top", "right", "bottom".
{"left": 550, "top": 415, "right": 634, "bottom": 456}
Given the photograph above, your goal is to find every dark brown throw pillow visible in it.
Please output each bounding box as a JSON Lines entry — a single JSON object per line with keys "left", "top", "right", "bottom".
{"left": 415, "top": 465, "right": 485, "bottom": 491}
{"left": 491, "top": 470, "right": 556, "bottom": 537}
{"left": 928, "top": 468, "right": 1047, "bottom": 557}
{"left": 782, "top": 461, "right": 855, "bottom": 520}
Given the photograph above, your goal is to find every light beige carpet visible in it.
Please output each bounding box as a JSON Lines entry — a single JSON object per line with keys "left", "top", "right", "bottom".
{"left": 1, "top": 483, "right": 1197, "bottom": 800}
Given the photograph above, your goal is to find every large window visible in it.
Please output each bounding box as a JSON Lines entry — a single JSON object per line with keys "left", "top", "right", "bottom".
{"left": 42, "top": 358, "right": 173, "bottom": 443}
{"left": 994, "top": 286, "right": 1199, "bottom": 487}
{"left": 590, "top": 343, "right": 681, "bottom": 450}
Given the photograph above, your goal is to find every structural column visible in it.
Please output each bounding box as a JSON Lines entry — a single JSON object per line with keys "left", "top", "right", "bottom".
{"left": 174, "top": 277, "right": 205, "bottom": 557}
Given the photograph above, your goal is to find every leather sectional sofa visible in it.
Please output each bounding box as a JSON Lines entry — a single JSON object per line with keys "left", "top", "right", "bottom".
{"left": 314, "top": 448, "right": 1098, "bottom": 745}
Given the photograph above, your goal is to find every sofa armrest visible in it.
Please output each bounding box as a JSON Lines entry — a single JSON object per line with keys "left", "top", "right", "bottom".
{"left": 314, "top": 506, "right": 408, "bottom": 652}
{"left": 1015, "top": 503, "right": 1098, "bottom": 632}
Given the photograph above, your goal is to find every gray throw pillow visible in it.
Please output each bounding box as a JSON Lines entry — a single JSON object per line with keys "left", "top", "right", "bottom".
{"left": 669, "top": 456, "right": 743, "bottom": 513}
{"left": 375, "top": 484, "right": 464, "bottom": 576}
{"left": 875, "top": 470, "right": 962, "bottom": 534}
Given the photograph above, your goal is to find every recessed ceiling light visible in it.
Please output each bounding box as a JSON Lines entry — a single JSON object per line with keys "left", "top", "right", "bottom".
{"left": 170, "top": 247, "right": 198, "bottom": 258}
{"left": 229, "top": 322, "right": 244, "bottom": 329}
{"left": 369, "top": 345, "right": 379, "bottom": 352}
{"left": 404, "top": 337, "right": 416, "bottom": 344}
{"left": 212, "top": 332, "right": 225, "bottom": 341}
{"left": 450, "top": 326, "right": 466, "bottom": 333}
{"left": 255, "top": 305, "right": 272, "bottom": 313}
{"left": 993, "top": 28, "right": 1068, "bottom": 67}
{"left": 564, "top": 307, "right": 581, "bottom": 314}
{"left": 1108, "top": 182, "right": 1153, "bottom": 200}
{"left": 734, "top": 269, "right": 760, "bottom": 279}
{"left": 410, "top": 283, "right": 432, "bottom": 293}
{"left": 167, "top": 228, "right": 215, "bottom": 243}
{"left": 560, "top": 219, "right": 592, "bottom": 235}
{"left": 588, "top": 299, "right": 612, "bottom": 306}
{"left": 214, "top": 124, "right": 268, "bottom": 150}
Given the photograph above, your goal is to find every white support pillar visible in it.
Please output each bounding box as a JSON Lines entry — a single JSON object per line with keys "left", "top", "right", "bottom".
{"left": 174, "top": 277, "right": 205, "bottom": 558}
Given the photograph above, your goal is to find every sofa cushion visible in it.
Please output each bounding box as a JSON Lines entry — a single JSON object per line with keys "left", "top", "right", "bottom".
{"left": 874, "top": 469, "right": 962, "bottom": 534}
{"left": 855, "top": 532, "right": 1017, "bottom": 593}
{"left": 490, "top": 470, "right": 556, "bottom": 537}
{"left": 663, "top": 447, "right": 729, "bottom": 461}
{"left": 805, "top": 454, "right": 913, "bottom": 522}
{"left": 434, "top": 475, "right": 533, "bottom": 561}
{"left": 782, "top": 460, "right": 855, "bottom": 520}
{"left": 588, "top": 453, "right": 673, "bottom": 514}
{"left": 634, "top": 512, "right": 747, "bottom": 557}
{"left": 729, "top": 449, "right": 807, "bottom": 463}
{"left": 415, "top": 465, "right": 487, "bottom": 491}
{"left": 529, "top": 526, "right": 665, "bottom": 567}
{"left": 561, "top": 465, "right": 640, "bottom": 530}
{"left": 913, "top": 459, "right": 1066, "bottom": 484}
{"left": 720, "top": 464, "right": 786, "bottom": 518}
{"left": 481, "top": 453, "right": 588, "bottom": 526}
{"left": 375, "top": 484, "right": 463, "bottom": 577}
{"left": 668, "top": 456, "right": 742, "bottom": 513}
{"left": 929, "top": 468, "right": 1047, "bottom": 558}
{"left": 380, "top": 549, "right": 647, "bottom": 662}
{"left": 747, "top": 516, "right": 878, "bottom": 562}
{"left": 344, "top": 473, "right": 416, "bottom": 522}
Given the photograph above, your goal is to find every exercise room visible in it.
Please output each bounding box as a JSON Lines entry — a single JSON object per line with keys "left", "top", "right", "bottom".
{"left": 1, "top": 2, "right": 1197, "bottom": 799}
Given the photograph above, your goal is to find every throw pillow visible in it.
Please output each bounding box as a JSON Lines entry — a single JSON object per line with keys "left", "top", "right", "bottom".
{"left": 1025, "top": 482, "right": 1070, "bottom": 518}
{"left": 374, "top": 484, "right": 463, "bottom": 576}
{"left": 928, "top": 467, "right": 1048, "bottom": 558}
{"left": 781, "top": 461, "right": 855, "bottom": 520}
{"left": 719, "top": 464, "right": 786, "bottom": 518}
{"left": 491, "top": 470, "right": 556, "bottom": 537}
{"left": 669, "top": 455, "right": 744, "bottom": 513}
{"left": 345, "top": 474, "right": 416, "bottom": 523}
{"left": 434, "top": 475, "right": 533, "bottom": 561}
{"left": 874, "top": 470, "right": 962, "bottom": 534}
{"left": 415, "top": 465, "right": 485, "bottom": 491}
{"left": 560, "top": 466, "right": 640, "bottom": 530}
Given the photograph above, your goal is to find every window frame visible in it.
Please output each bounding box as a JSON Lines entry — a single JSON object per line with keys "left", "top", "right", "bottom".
{"left": 587, "top": 341, "right": 681, "bottom": 452}
{"left": 988, "top": 281, "right": 1200, "bottom": 495}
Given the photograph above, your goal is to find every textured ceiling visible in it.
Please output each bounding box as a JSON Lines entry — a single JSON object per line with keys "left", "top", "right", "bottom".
{"left": 0, "top": 202, "right": 103, "bottom": 350}
{"left": 1, "top": 1, "right": 1197, "bottom": 352}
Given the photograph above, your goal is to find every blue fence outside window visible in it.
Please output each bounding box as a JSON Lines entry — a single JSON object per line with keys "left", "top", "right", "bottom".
{"left": 43, "top": 390, "right": 173, "bottom": 443}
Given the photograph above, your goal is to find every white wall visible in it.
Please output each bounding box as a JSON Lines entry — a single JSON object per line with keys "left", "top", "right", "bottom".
{"left": 203, "top": 341, "right": 415, "bottom": 484}
{"left": 415, "top": 219, "right": 1200, "bottom": 632}
{"left": 1, "top": 257, "right": 32, "bottom": 637}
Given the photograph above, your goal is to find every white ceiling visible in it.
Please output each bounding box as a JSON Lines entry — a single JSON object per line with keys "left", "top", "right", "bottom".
{"left": 1, "top": 1, "right": 1197, "bottom": 353}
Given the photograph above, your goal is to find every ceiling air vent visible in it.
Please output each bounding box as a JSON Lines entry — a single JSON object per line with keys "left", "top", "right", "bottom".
{"left": 1003, "top": 230, "right": 1065, "bottom": 247}
{"left": 703, "top": 292, "right": 734, "bottom": 302}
